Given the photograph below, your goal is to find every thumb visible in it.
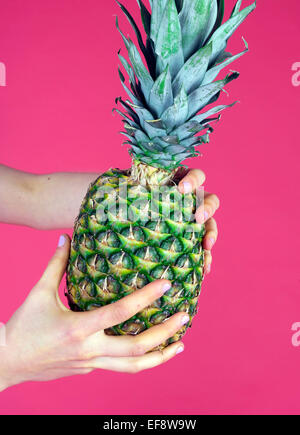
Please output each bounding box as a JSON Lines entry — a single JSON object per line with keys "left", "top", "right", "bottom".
{"left": 40, "top": 234, "right": 71, "bottom": 289}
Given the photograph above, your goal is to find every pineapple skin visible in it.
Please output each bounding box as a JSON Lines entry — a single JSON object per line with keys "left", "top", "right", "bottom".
{"left": 67, "top": 167, "right": 205, "bottom": 349}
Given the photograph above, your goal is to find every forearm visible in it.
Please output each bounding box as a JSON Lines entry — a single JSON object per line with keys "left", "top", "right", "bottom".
{"left": 30, "top": 172, "right": 99, "bottom": 229}
{"left": 0, "top": 165, "right": 99, "bottom": 229}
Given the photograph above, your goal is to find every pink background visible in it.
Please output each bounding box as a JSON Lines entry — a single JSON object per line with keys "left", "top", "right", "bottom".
{"left": 0, "top": 0, "right": 300, "bottom": 415}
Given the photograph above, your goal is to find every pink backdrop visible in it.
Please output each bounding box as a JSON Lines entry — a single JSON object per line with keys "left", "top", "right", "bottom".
{"left": 1, "top": 0, "right": 300, "bottom": 415}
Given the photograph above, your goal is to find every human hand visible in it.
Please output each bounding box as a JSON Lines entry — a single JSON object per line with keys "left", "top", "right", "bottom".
{"left": 177, "top": 169, "right": 220, "bottom": 275}
{"left": 0, "top": 236, "right": 187, "bottom": 392}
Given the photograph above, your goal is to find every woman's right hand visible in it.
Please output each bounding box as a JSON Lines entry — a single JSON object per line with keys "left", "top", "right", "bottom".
{"left": 0, "top": 235, "right": 187, "bottom": 391}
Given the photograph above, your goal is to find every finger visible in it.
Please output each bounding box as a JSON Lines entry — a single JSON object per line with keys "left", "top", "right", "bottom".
{"left": 82, "top": 342, "right": 184, "bottom": 373}
{"left": 84, "top": 312, "right": 190, "bottom": 357}
{"left": 195, "top": 193, "right": 220, "bottom": 224}
{"left": 178, "top": 169, "right": 206, "bottom": 194}
{"left": 39, "top": 234, "right": 71, "bottom": 289}
{"left": 204, "top": 250, "right": 212, "bottom": 275}
{"left": 72, "top": 280, "right": 172, "bottom": 336}
{"left": 203, "top": 217, "right": 218, "bottom": 251}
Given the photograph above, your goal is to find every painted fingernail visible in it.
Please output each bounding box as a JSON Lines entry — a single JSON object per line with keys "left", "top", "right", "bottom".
{"left": 181, "top": 315, "right": 190, "bottom": 326}
{"left": 176, "top": 346, "right": 184, "bottom": 355}
{"left": 209, "top": 238, "right": 215, "bottom": 249}
{"left": 206, "top": 264, "right": 211, "bottom": 274}
{"left": 58, "top": 235, "right": 66, "bottom": 247}
{"left": 182, "top": 182, "right": 192, "bottom": 194}
{"left": 204, "top": 210, "right": 209, "bottom": 221}
{"left": 162, "top": 283, "right": 172, "bottom": 293}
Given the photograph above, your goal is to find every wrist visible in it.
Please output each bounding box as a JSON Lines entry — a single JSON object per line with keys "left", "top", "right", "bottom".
{"left": 0, "top": 347, "right": 18, "bottom": 392}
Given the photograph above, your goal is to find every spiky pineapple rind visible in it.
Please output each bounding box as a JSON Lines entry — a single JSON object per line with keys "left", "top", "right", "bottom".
{"left": 67, "top": 169, "right": 205, "bottom": 348}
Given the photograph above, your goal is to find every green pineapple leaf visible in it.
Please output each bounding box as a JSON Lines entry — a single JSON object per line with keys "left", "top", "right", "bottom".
{"left": 155, "top": 0, "right": 184, "bottom": 77}
{"left": 231, "top": 0, "right": 242, "bottom": 17}
{"left": 116, "top": 17, "right": 154, "bottom": 100}
{"left": 202, "top": 38, "right": 248, "bottom": 85}
{"left": 128, "top": 102, "right": 154, "bottom": 127}
{"left": 208, "top": 1, "right": 256, "bottom": 63}
{"left": 118, "top": 54, "right": 136, "bottom": 85}
{"left": 116, "top": 97, "right": 140, "bottom": 125}
{"left": 187, "top": 72, "right": 239, "bottom": 118}
{"left": 175, "top": 0, "right": 184, "bottom": 12}
{"left": 114, "top": 0, "right": 256, "bottom": 170}
{"left": 116, "top": 1, "right": 148, "bottom": 61}
{"left": 149, "top": 66, "right": 174, "bottom": 117}
{"left": 113, "top": 108, "right": 139, "bottom": 129}
{"left": 119, "top": 72, "right": 142, "bottom": 106}
{"left": 150, "top": 0, "right": 168, "bottom": 43}
{"left": 216, "top": 0, "right": 225, "bottom": 25}
{"left": 144, "top": 121, "right": 168, "bottom": 138}
{"left": 208, "top": 0, "right": 225, "bottom": 38}
{"left": 171, "top": 121, "right": 207, "bottom": 141}
{"left": 212, "top": 50, "right": 233, "bottom": 64}
{"left": 136, "top": 0, "right": 151, "bottom": 37}
{"left": 190, "top": 102, "right": 237, "bottom": 124}
{"left": 172, "top": 42, "right": 212, "bottom": 96}
{"left": 180, "top": 0, "right": 218, "bottom": 59}
{"left": 161, "top": 86, "right": 189, "bottom": 132}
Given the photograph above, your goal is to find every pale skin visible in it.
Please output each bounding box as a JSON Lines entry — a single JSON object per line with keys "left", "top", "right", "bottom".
{"left": 0, "top": 164, "right": 220, "bottom": 391}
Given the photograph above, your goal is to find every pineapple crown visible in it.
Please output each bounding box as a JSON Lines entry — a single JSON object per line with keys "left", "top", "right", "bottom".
{"left": 114, "top": 0, "right": 256, "bottom": 171}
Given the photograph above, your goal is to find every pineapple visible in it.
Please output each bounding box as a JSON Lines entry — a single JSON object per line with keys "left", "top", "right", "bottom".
{"left": 67, "top": 0, "right": 256, "bottom": 348}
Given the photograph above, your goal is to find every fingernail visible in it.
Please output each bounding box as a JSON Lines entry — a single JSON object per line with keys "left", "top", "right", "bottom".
{"left": 204, "top": 210, "right": 209, "bottom": 221}
{"left": 176, "top": 346, "right": 184, "bottom": 355}
{"left": 58, "top": 235, "right": 66, "bottom": 247}
{"left": 209, "top": 238, "right": 215, "bottom": 249}
{"left": 181, "top": 315, "right": 190, "bottom": 326}
{"left": 161, "top": 283, "right": 172, "bottom": 293}
{"left": 181, "top": 182, "right": 192, "bottom": 194}
{"left": 206, "top": 264, "right": 211, "bottom": 274}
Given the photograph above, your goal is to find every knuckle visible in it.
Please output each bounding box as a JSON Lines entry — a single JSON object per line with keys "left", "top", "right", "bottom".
{"left": 158, "top": 350, "right": 166, "bottom": 365}
{"left": 65, "top": 326, "right": 85, "bottom": 343}
{"left": 67, "top": 343, "right": 85, "bottom": 360}
{"left": 75, "top": 346, "right": 91, "bottom": 361}
{"left": 131, "top": 341, "right": 146, "bottom": 357}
